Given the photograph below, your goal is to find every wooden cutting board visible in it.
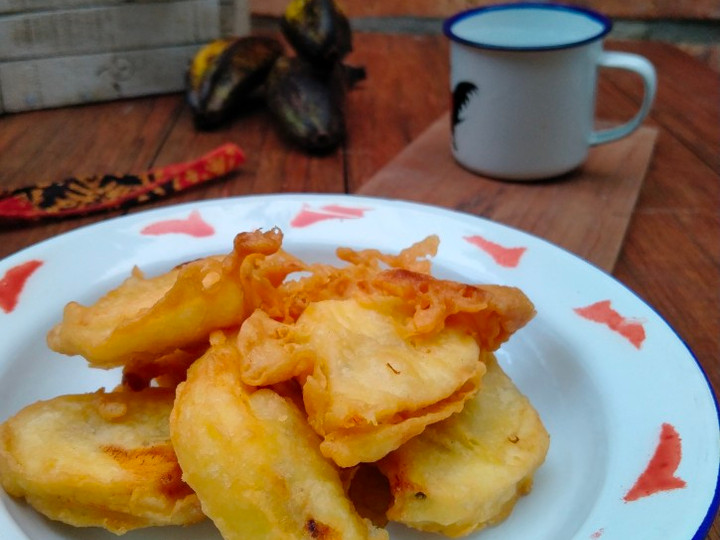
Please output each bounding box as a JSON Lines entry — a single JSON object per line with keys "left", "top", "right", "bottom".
{"left": 357, "top": 112, "right": 658, "bottom": 273}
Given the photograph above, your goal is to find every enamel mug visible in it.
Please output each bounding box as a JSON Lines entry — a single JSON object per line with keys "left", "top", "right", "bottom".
{"left": 444, "top": 3, "right": 657, "bottom": 180}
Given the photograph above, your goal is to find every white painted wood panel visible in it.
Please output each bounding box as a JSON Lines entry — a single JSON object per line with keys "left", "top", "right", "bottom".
{"left": 0, "top": 0, "right": 220, "bottom": 60}
{"left": 220, "top": 0, "right": 249, "bottom": 36}
{"left": 0, "top": 44, "right": 201, "bottom": 112}
{"left": 0, "top": 0, "right": 249, "bottom": 34}
{"left": 0, "top": 1, "right": 132, "bottom": 14}
{"left": 0, "top": 0, "right": 250, "bottom": 112}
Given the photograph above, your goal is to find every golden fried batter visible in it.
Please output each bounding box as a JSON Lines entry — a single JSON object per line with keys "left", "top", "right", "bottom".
{"left": 368, "top": 269, "right": 536, "bottom": 348}
{"left": 47, "top": 229, "right": 300, "bottom": 369}
{"left": 46, "top": 253, "right": 244, "bottom": 368}
{"left": 377, "top": 355, "right": 550, "bottom": 537}
{"left": 261, "top": 235, "right": 441, "bottom": 323}
{"left": 119, "top": 346, "right": 207, "bottom": 391}
{"left": 170, "top": 332, "right": 388, "bottom": 540}
{"left": 295, "top": 298, "right": 486, "bottom": 467}
{"left": 236, "top": 266, "right": 536, "bottom": 468}
{"left": 0, "top": 388, "right": 203, "bottom": 534}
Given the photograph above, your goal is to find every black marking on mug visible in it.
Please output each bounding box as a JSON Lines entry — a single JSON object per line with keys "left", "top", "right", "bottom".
{"left": 451, "top": 81, "right": 479, "bottom": 150}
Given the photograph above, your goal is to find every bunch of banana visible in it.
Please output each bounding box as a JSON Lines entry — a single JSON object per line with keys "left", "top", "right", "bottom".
{"left": 186, "top": 0, "right": 365, "bottom": 153}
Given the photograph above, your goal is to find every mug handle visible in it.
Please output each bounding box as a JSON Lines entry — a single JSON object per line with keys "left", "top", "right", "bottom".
{"left": 589, "top": 51, "right": 657, "bottom": 146}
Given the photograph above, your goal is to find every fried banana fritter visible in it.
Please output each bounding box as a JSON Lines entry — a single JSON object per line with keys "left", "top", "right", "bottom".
{"left": 170, "top": 332, "right": 388, "bottom": 540}
{"left": 120, "top": 346, "right": 208, "bottom": 391}
{"left": 296, "top": 298, "right": 486, "bottom": 468}
{"left": 0, "top": 388, "right": 203, "bottom": 535}
{"left": 46, "top": 229, "right": 300, "bottom": 369}
{"left": 236, "top": 267, "right": 536, "bottom": 469}
{"left": 377, "top": 354, "right": 550, "bottom": 537}
{"left": 45, "top": 254, "right": 245, "bottom": 369}
{"left": 15, "top": 228, "right": 548, "bottom": 539}
{"left": 236, "top": 298, "right": 485, "bottom": 468}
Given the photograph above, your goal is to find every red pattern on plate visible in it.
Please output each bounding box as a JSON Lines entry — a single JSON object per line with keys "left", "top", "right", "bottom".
{"left": 574, "top": 300, "right": 646, "bottom": 349}
{"left": 140, "top": 210, "right": 214, "bottom": 237}
{"left": 0, "top": 259, "right": 43, "bottom": 314}
{"left": 590, "top": 528, "right": 604, "bottom": 538}
{"left": 464, "top": 235, "right": 526, "bottom": 268}
{"left": 290, "top": 204, "right": 370, "bottom": 228}
{"left": 624, "top": 423, "right": 686, "bottom": 502}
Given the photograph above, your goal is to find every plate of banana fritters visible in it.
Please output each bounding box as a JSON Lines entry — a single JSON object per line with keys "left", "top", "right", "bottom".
{"left": 0, "top": 194, "right": 718, "bottom": 540}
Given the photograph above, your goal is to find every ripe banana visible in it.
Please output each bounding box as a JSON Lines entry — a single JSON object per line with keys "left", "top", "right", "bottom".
{"left": 281, "top": 0, "right": 352, "bottom": 67}
{"left": 265, "top": 57, "right": 365, "bottom": 153}
{"left": 187, "top": 36, "right": 283, "bottom": 129}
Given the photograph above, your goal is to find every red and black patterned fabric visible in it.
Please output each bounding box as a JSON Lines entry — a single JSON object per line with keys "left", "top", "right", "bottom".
{"left": 0, "top": 143, "right": 245, "bottom": 221}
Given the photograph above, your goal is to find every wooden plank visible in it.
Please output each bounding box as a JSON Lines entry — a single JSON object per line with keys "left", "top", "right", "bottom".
{"left": 357, "top": 113, "right": 657, "bottom": 273}
{"left": 0, "top": 0, "right": 249, "bottom": 38}
{"left": 220, "top": 0, "right": 250, "bottom": 36}
{"left": 607, "top": 41, "right": 720, "bottom": 171}
{"left": 0, "top": 93, "right": 184, "bottom": 257}
{"left": 249, "top": 0, "right": 720, "bottom": 20}
{"left": 0, "top": 0, "right": 219, "bottom": 61}
{"left": 0, "top": 44, "right": 202, "bottom": 112}
{"left": 0, "top": 94, "right": 183, "bottom": 189}
{"left": 152, "top": 100, "right": 347, "bottom": 200}
{"left": 0, "top": 0, "right": 131, "bottom": 13}
{"left": 345, "top": 33, "right": 450, "bottom": 193}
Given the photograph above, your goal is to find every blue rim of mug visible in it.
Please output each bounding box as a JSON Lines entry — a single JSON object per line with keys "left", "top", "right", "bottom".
{"left": 443, "top": 2, "right": 613, "bottom": 51}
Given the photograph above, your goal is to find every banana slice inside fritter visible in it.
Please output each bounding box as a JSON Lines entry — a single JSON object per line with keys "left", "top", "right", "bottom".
{"left": 0, "top": 388, "right": 203, "bottom": 534}
{"left": 170, "top": 331, "right": 388, "bottom": 540}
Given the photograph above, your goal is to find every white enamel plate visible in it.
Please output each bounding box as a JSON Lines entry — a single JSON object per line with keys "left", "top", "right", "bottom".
{"left": 1, "top": 194, "right": 718, "bottom": 540}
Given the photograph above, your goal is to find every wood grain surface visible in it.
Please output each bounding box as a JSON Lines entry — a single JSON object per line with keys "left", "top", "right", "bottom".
{"left": 0, "top": 33, "right": 718, "bottom": 538}
{"left": 250, "top": 0, "right": 720, "bottom": 20}
{"left": 358, "top": 113, "right": 657, "bottom": 273}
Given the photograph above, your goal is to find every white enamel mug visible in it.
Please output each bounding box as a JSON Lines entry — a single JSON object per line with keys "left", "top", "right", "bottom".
{"left": 443, "top": 3, "right": 657, "bottom": 180}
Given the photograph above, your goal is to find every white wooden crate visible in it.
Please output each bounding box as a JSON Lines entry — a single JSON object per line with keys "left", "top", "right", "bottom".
{"left": 0, "top": 0, "right": 249, "bottom": 113}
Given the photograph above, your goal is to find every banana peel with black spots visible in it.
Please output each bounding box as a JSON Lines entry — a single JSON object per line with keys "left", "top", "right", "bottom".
{"left": 185, "top": 0, "right": 366, "bottom": 153}
{"left": 281, "top": 0, "right": 353, "bottom": 67}
{"left": 187, "top": 36, "right": 284, "bottom": 129}
{"left": 265, "top": 56, "right": 366, "bottom": 153}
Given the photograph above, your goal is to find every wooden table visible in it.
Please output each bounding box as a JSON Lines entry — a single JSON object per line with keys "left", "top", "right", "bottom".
{"left": 1, "top": 34, "right": 718, "bottom": 538}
